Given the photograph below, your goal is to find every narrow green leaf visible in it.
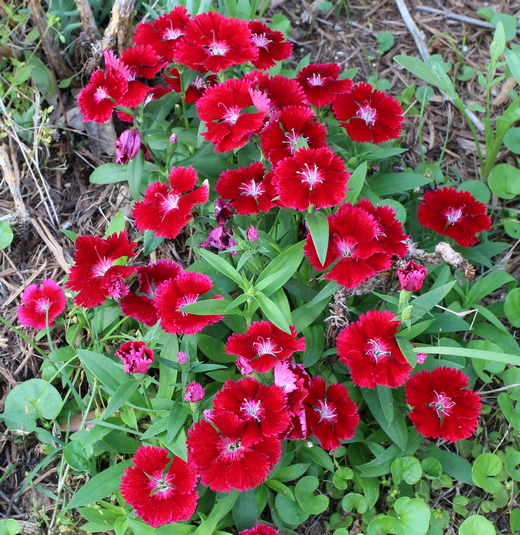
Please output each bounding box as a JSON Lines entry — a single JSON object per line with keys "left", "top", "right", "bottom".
{"left": 345, "top": 161, "right": 367, "bottom": 204}
{"left": 77, "top": 349, "right": 125, "bottom": 394}
{"left": 491, "top": 23, "right": 506, "bottom": 64}
{"left": 424, "top": 446, "right": 473, "bottom": 484}
{"left": 196, "top": 248, "right": 243, "bottom": 286}
{"left": 255, "top": 291, "right": 291, "bottom": 333}
{"left": 416, "top": 345, "right": 520, "bottom": 366}
{"left": 367, "top": 172, "right": 433, "bottom": 195}
{"left": 105, "top": 210, "right": 126, "bottom": 238}
{"left": 410, "top": 281, "right": 456, "bottom": 322}
{"left": 103, "top": 380, "right": 139, "bottom": 418}
{"left": 194, "top": 490, "right": 239, "bottom": 535}
{"left": 505, "top": 48, "right": 520, "bottom": 85}
{"left": 90, "top": 163, "right": 128, "bottom": 184}
{"left": 393, "top": 55, "right": 442, "bottom": 87}
{"left": 179, "top": 298, "right": 232, "bottom": 316}
{"left": 306, "top": 211, "right": 329, "bottom": 266}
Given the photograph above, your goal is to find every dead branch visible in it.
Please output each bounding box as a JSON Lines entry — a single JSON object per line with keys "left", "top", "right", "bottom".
{"left": 99, "top": 0, "right": 137, "bottom": 53}
{"left": 73, "top": 0, "right": 101, "bottom": 40}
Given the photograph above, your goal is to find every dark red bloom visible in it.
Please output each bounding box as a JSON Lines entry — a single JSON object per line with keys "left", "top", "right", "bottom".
{"left": 244, "top": 71, "right": 308, "bottom": 114}
{"left": 225, "top": 321, "right": 306, "bottom": 373}
{"left": 196, "top": 78, "right": 270, "bottom": 152}
{"left": 417, "top": 187, "right": 492, "bottom": 247}
{"left": 304, "top": 203, "right": 392, "bottom": 288}
{"left": 357, "top": 199, "right": 409, "bottom": 258}
{"left": 164, "top": 67, "right": 217, "bottom": 102}
{"left": 260, "top": 105, "right": 328, "bottom": 165}
{"left": 78, "top": 69, "right": 128, "bottom": 123}
{"left": 248, "top": 20, "right": 292, "bottom": 70}
{"left": 215, "top": 162, "right": 277, "bottom": 215}
{"left": 120, "top": 259, "right": 183, "bottom": 326}
{"left": 304, "top": 377, "right": 359, "bottom": 450}
{"left": 333, "top": 81, "right": 403, "bottom": 143}
{"left": 174, "top": 11, "right": 258, "bottom": 73}
{"left": 115, "top": 129, "right": 143, "bottom": 164}
{"left": 397, "top": 260, "right": 428, "bottom": 292}
{"left": 18, "top": 279, "right": 66, "bottom": 329}
{"left": 336, "top": 310, "right": 412, "bottom": 388}
{"left": 120, "top": 445, "right": 198, "bottom": 527}
{"left": 133, "top": 6, "right": 191, "bottom": 60}
{"left": 211, "top": 378, "right": 290, "bottom": 442}
{"left": 115, "top": 341, "right": 154, "bottom": 374}
{"left": 132, "top": 166, "right": 209, "bottom": 239}
{"left": 239, "top": 526, "right": 279, "bottom": 535}
{"left": 405, "top": 367, "right": 482, "bottom": 442}
{"left": 272, "top": 147, "right": 350, "bottom": 210}
{"left": 296, "top": 63, "right": 353, "bottom": 107}
{"left": 187, "top": 410, "right": 281, "bottom": 492}
{"left": 155, "top": 272, "right": 224, "bottom": 334}
{"left": 65, "top": 231, "right": 137, "bottom": 308}
{"left": 274, "top": 361, "right": 311, "bottom": 441}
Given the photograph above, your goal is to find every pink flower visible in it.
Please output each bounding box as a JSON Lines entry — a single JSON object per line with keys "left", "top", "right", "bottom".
{"left": 78, "top": 69, "right": 128, "bottom": 123}
{"left": 225, "top": 321, "right": 306, "bottom": 373}
{"left": 18, "top": 279, "right": 66, "bottom": 329}
{"left": 115, "top": 341, "right": 154, "bottom": 374}
{"left": 184, "top": 382, "right": 205, "bottom": 401}
{"left": 200, "top": 199, "right": 237, "bottom": 254}
{"left": 336, "top": 310, "right": 412, "bottom": 388}
{"left": 248, "top": 20, "right": 292, "bottom": 70}
{"left": 115, "top": 129, "right": 142, "bottom": 164}
{"left": 272, "top": 147, "right": 350, "bottom": 210}
{"left": 417, "top": 187, "right": 492, "bottom": 247}
{"left": 215, "top": 162, "right": 277, "bottom": 215}
{"left": 65, "top": 231, "right": 137, "bottom": 308}
{"left": 174, "top": 11, "right": 258, "bottom": 73}
{"left": 247, "top": 225, "right": 259, "bottom": 242}
{"left": 119, "top": 259, "right": 183, "bottom": 327}
{"left": 333, "top": 81, "right": 404, "bottom": 143}
{"left": 177, "top": 351, "right": 189, "bottom": 365}
{"left": 187, "top": 410, "right": 281, "bottom": 492}
{"left": 132, "top": 167, "right": 209, "bottom": 240}
{"left": 155, "top": 272, "right": 224, "bottom": 335}
{"left": 196, "top": 78, "right": 270, "bottom": 153}
{"left": 239, "top": 526, "right": 279, "bottom": 535}
{"left": 397, "top": 260, "right": 428, "bottom": 291}
{"left": 296, "top": 63, "right": 353, "bottom": 107}
{"left": 304, "top": 377, "right": 359, "bottom": 450}
{"left": 120, "top": 445, "right": 198, "bottom": 527}
{"left": 405, "top": 367, "right": 482, "bottom": 442}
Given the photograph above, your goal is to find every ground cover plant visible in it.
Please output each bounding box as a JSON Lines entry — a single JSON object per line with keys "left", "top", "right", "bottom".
{"left": 2, "top": 0, "right": 520, "bottom": 534}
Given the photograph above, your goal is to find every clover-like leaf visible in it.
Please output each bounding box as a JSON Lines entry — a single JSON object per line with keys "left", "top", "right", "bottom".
{"left": 459, "top": 514, "right": 496, "bottom": 535}
{"left": 391, "top": 456, "right": 422, "bottom": 485}
{"left": 294, "top": 476, "right": 329, "bottom": 515}
{"left": 392, "top": 497, "right": 430, "bottom": 535}
{"left": 473, "top": 453, "right": 504, "bottom": 494}
{"left": 342, "top": 493, "right": 367, "bottom": 514}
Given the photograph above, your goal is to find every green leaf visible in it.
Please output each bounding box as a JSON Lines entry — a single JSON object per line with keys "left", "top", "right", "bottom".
{"left": 341, "top": 493, "right": 367, "bottom": 513}
{"left": 255, "top": 291, "right": 291, "bottom": 333}
{"left": 491, "top": 13, "right": 518, "bottom": 41}
{"left": 77, "top": 349, "right": 126, "bottom": 394}
{"left": 196, "top": 248, "right": 243, "bottom": 286}
{"left": 472, "top": 453, "right": 503, "bottom": 494}
{"left": 424, "top": 446, "right": 473, "bottom": 485}
{"left": 393, "top": 55, "right": 442, "bottom": 87}
{"left": 488, "top": 163, "right": 520, "bottom": 199}
{"left": 90, "top": 163, "right": 128, "bottom": 184}
{"left": 392, "top": 497, "right": 431, "bottom": 535}
{"left": 367, "top": 172, "right": 433, "bottom": 196}
{"left": 377, "top": 32, "right": 394, "bottom": 53}
{"left": 275, "top": 492, "right": 309, "bottom": 525}
{"left": 103, "top": 380, "right": 139, "bottom": 418}
{"left": 24, "top": 52, "right": 57, "bottom": 104}
{"left": 410, "top": 281, "right": 456, "bottom": 322}
{"left": 66, "top": 461, "right": 132, "bottom": 510}
{"left": 255, "top": 241, "right": 305, "bottom": 297}
{"left": 273, "top": 463, "right": 309, "bottom": 483}
{"left": 105, "top": 210, "right": 126, "bottom": 238}
{"left": 332, "top": 467, "right": 353, "bottom": 490}
{"left": 306, "top": 211, "right": 329, "bottom": 266}
{"left": 232, "top": 489, "right": 257, "bottom": 532}
{"left": 505, "top": 288, "right": 520, "bottom": 327}
{"left": 415, "top": 345, "right": 520, "bottom": 366}
{"left": 505, "top": 48, "right": 520, "bottom": 85}
{"left": 490, "top": 22, "right": 506, "bottom": 64}
{"left": 295, "top": 476, "right": 329, "bottom": 514}
{"left": 0, "top": 221, "right": 14, "bottom": 249}
{"left": 465, "top": 269, "right": 516, "bottom": 307}
{"left": 505, "top": 448, "right": 520, "bottom": 481}
{"left": 299, "top": 444, "right": 334, "bottom": 471}
{"left": 421, "top": 457, "right": 443, "bottom": 479}
{"left": 345, "top": 161, "right": 367, "bottom": 204}
{"left": 178, "top": 298, "right": 232, "bottom": 316}
{"left": 0, "top": 519, "right": 21, "bottom": 535}
{"left": 194, "top": 490, "right": 239, "bottom": 535}
{"left": 293, "top": 281, "right": 340, "bottom": 332}
{"left": 391, "top": 456, "right": 422, "bottom": 485}
{"left": 459, "top": 515, "right": 496, "bottom": 535}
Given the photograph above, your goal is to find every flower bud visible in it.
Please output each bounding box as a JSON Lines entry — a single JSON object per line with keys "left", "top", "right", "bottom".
{"left": 397, "top": 260, "right": 428, "bottom": 292}
{"left": 115, "top": 129, "right": 142, "bottom": 164}
{"left": 246, "top": 225, "right": 259, "bottom": 242}
{"left": 184, "top": 382, "right": 205, "bottom": 402}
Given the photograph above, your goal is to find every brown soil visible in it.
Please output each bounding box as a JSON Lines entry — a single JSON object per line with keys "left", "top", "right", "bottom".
{"left": 1, "top": 0, "right": 519, "bottom": 532}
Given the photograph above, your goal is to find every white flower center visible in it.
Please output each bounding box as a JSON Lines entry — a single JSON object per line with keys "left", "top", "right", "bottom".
{"left": 241, "top": 398, "right": 263, "bottom": 421}
{"left": 162, "top": 192, "right": 180, "bottom": 211}
{"left": 366, "top": 338, "right": 391, "bottom": 362}
{"left": 284, "top": 131, "right": 308, "bottom": 154}
{"left": 220, "top": 105, "right": 242, "bottom": 125}
{"left": 94, "top": 86, "right": 110, "bottom": 102}
{"left": 209, "top": 41, "right": 228, "bottom": 56}
{"left": 252, "top": 33, "right": 271, "bottom": 48}
{"left": 445, "top": 207, "right": 463, "bottom": 224}
{"left": 253, "top": 337, "right": 280, "bottom": 357}
{"left": 357, "top": 104, "right": 377, "bottom": 126}
{"left": 429, "top": 391, "right": 456, "bottom": 419}
{"left": 92, "top": 257, "right": 113, "bottom": 277}
{"left": 239, "top": 179, "right": 265, "bottom": 198}
{"left": 298, "top": 163, "right": 322, "bottom": 190}
{"left": 178, "top": 294, "right": 197, "bottom": 316}
{"left": 163, "top": 28, "right": 183, "bottom": 41}
{"left": 336, "top": 237, "right": 357, "bottom": 258}
{"left": 308, "top": 73, "right": 325, "bottom": 87}
{"left": 314, "top": 400, "right": 338, "bottom": 423}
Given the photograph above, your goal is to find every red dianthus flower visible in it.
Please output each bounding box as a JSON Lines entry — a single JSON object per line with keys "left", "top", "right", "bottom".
{"left": 417, "top": 187, "right": 492, "bottom": 247}
{"left": 211, "top": 377, "right": 290, "bottom": 442}
{"left": 397, "top": 260, "right": 428, "bottom": 292}
{"left": 225, "top": 321, "right": 306, "bottom": 373}
{"left": 296, "top": 63, "right": 353, "bottom": 107}
{"left": 187, "top": 410, "right": 281, "bottom": 492}
{"left": 155, "top": 271, "right": 224, "bottom": 334}
{"left": 239, "top": 526, "right": 279, "bottom": 535}
{"left": 260, "top": 105, "right": 328, "bottom": 165}
{"left": 333, "top": 81, "right": 403, "bottom": 143}
{"left": 405, "top": 367, "right": 482, "bottom": 442}
{"left": 304, "top": 377, "right": 359, "bottom": 450}
{"left": 272, "top": 147, "right": 350, "bottom": 210}
{"left": 304, "top": 203, "right": 392, "bottom": 288}
{"left": 65, "top": 231, "right": 137, "bottom": 308}
{"left": 174, "top": 11, "right": 258, "bottom": 73}
{"left": 248, "top": 20, "right": 292, "bottom": 70}
{"left": 336, "top": 310, "right": 412, "bottom": 388}
{"left": 18, "top": 279, "right": 66, "bottom": 329}
{"left": 120, "top": 259, "right": 183, "bottom": 326}
{"left": 215, "top": 162, "right": 277, "bottom": 215}
{"left": 196, "top": 78, "right": 270, "bottom": 152}
{"left": 132, "top": 166, "right": 209, "bottom": 239}
{"left": 120, "top": 445, "right": 198, "bottom": 527}
{"left": 115, "top": 341, "right": 154, "bottom": 374}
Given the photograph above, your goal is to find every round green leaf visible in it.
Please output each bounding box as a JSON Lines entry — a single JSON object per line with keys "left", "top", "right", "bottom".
{"left": 294, "top": 476, "right": 329, "bottom": 515}
{"left": 421, "top": 457, "right": 443, "bottom": 479}
{"left": 0, "top": 221, "right": 13, "bottom": 249}
{"left": 458, "top": 180, "right": 491, "bottom": 204}
{"left": 491, "top": 13, "right": 518, "bottom": 41}
{"left": 459, "top": 514, "right": 496, "bottom": 535}
{"left": 0, "top": 519, "right": 21, "bottom": 535}
{"left": 488, "top": 163, "right": 520, "bottom": 199}
{"left": 367, "top": 516, "right": 397, "bottom": 535}
{"left": 391, "top": 456, "right": 422, "bottom": 485}
{"left": 333, "top": 467, "right": 353, "bottom": 490}
{"left": 3, "top": 378, "right": 62, "bottom": 432}
{"left": 342, "top": 493, "right": 367, "bottom": 514}
{"left": 472, "top": 453, "right": 503, "bottom": 494}
{"left": 505, "top": 288, "right": 520, "bottom": 328}
{"left": 502, "top": 217, "right": 520, "bottom": 239}
{"left": 504, "top": 127, "right": 520, "bottom": 154}
{"left": 393, "top": 497, "right": 431, "bottom": 535}
{"left": 275, "top": 492, "right": 309, "bottom": 525}
{"left": 416, "top": 86, "right": 434, "bottom": 104}
{"left": 505, "top": 448, "right": 520, "bottom": 482}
